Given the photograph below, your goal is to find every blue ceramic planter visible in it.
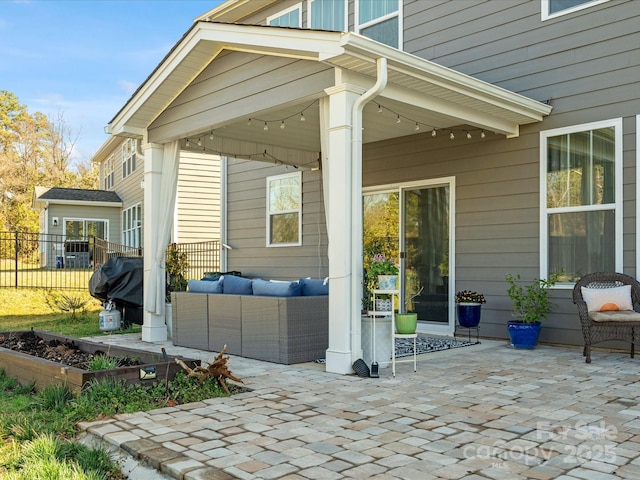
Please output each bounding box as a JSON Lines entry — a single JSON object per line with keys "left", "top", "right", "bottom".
{"left": 456, "top": 303, "right": 482, "bottom": 328}
{"left": 507, "top": 321, "right": 541, "bottom": 349}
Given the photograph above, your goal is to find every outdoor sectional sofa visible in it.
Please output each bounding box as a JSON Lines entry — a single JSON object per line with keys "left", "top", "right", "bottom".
{"left": 170, "top": 275, "right": 328, "bottom": 364}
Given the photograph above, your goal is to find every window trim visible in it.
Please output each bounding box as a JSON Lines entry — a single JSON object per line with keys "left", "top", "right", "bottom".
{"left": 103, "top": 154, "right": 115, "bottom": 190}
{"left": 308, "top": 0, "right": 348, "bottom": 31}
{"left": 267, "top": 3, "right": 302, "bottom": 27}
{"left": 266, "top": 171, "right": 302, "bottom": 247}
{"left": 636, "top": 115, "right": 640, "bottom": 278}
{"left": 541, "top": 0, "right": 610, "bottom": 21}
{"left": 63, "top": 217, "right": 109, "bottom": 241}
{"left": 354, "top": 0, "right": 403, "bottom": 49}
{"left": 122, "top": 138, "right": 137, "bottom": 179}
{"left": 539, "top": 118, "right": 623, "bottom": 286}
{"left": 122, "top": 203, "right": 142, "bottom": 248}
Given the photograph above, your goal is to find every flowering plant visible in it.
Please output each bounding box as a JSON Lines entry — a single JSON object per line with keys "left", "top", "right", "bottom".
{"left": 367, "top": 254, "right": 399, "bottom": 276}
{"left": 454, "top": 290, "right": 486, "bottom": 304}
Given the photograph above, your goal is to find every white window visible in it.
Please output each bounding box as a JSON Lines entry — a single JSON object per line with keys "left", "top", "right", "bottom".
{"left": 267, "top": 3, "right": 302, "bottom": 27}
{"left": 541, "top": 0, "right": 610, "bottom": 20}
{"left": 122, "top": 203, "right": 142, "bottom": 248}
{"left": 266, "top": 172, "right": 302, "bottom": 247}
{"left": 103, "top": 154, "right": 115, "bottom": 190}
{"left": 540, "top": 119, "right": 622, "bottom": 283}
{"left": 309, "top": 0, "right": 347, "bottom": 31}
{"left": 122, "top": 138, "right": 137, "bottom": 179}
{"left": 356, "top": 0, "right": 401, "bottom": 49}
{"left": 65, "top": 218, "right": 108, "bottom": 240}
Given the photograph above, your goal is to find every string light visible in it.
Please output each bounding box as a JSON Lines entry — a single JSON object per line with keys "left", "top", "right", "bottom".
{"left": 371, "top": 101, "right": 487, "bottom": 140}
{"left": 182, "top": 139, "right": 312, "bottom": 170}
{"left": 206, "top": 99, "right": 490, "bottom": 143}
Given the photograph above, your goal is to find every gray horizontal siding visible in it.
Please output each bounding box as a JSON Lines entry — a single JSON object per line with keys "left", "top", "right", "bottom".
{"left": 378, "top": 0, "right": 640, "bottom": 344}
{"left": 226, "top": 159, "right": 328, "bottom": 280}
{"left": 149, "top": 51, "right": 334, "bottom": 142}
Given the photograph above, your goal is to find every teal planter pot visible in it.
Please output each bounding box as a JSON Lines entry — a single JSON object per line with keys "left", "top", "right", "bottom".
{"left": 456, "top": 303, "right": 482, "bottom": 328}
{"left": 507, "top": 321, "right": 541, "bottom": 349}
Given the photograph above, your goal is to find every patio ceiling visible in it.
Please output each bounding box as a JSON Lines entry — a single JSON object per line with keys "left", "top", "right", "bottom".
{"left": 107, "top": 22, "right": 552, "bottom": 153}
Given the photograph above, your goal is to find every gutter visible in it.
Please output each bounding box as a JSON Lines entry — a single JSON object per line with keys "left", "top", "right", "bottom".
{"left": 350, "top": 57, "right": 388, "bottom": 361}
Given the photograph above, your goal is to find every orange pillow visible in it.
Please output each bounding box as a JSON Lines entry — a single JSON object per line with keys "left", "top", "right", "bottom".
{"left": 600, "top": 303, "right": 620, "bottom": 312}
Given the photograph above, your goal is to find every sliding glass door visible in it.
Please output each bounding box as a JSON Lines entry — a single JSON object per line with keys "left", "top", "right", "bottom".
{"left": 364, "top": 178, "right": 454, "bottom": 333}
{"left": 401, "top": 183, "right": 450, "bottom": 328}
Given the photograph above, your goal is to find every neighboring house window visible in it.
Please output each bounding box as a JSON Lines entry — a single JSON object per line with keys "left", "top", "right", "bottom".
{"left": 541, "top": 0, "right": 610, "bottom": 20}
{"left": 267, "top": 3, "right": 302, "bottom": 27}
{"left": 122, "top": 203, "right": 142, "bottom": 248}
{"left": 309, "top": 0, "right": 346, "bottom": 31}
{"left": 65, "top": 218, "right": 108, "bottom": 239}
{"left": 103, "top": 154, "right": 115, "bottom": 190}
{"left": 267, "top": 172, "right": 302, "bottom": 246}
{"left": 540, "top": 119, "right": 622, "bottom": 282}
{"left": 122, "top": 138, "right": 137, "bottom": 179}
{"left": 356, "top": 0, "right": 401, "bottom": 49}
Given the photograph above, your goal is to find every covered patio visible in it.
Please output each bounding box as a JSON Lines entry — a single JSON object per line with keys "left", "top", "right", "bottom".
{"left": 105, "top": 22, "right": 552, "bottom": 374}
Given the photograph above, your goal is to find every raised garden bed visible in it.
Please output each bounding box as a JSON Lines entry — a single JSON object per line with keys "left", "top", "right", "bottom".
{"left": 0, "top": 330, "right": 200, "bottom": 393}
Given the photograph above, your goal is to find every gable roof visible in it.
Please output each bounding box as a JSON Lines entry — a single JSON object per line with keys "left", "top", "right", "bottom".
{"left": 32, "top": 187, "right": 122, "bottom": 210}
{"left": 106, "top": 22, "right": 552, "bottom": 141}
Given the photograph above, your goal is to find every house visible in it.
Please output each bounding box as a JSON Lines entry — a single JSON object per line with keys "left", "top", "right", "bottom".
{"left": 32, "top": 186, "right": 122, "bottom": 268}
{"left": 33, "top": 135, "right": 222, "bottom": 268}
{"left": 102, "top": 0, "right": 639, "bottom": 374}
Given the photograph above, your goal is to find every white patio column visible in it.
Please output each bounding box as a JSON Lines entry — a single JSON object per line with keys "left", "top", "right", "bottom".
{"left": 141, "top": 142, "right": 167, "bottom": 342}
{"left": 324, "top": 83, "right": 365, "bottom": 374}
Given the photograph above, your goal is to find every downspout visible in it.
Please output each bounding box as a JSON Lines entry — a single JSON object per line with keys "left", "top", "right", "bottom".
{"left": 350, "top": 57, "right": 388, "bottom": 360}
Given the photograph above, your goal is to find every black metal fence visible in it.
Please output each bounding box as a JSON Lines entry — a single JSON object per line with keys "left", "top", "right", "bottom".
{"left": 0, "top": 231, "right": 220, "bottom": 290}
{"left": 170, "top": 240, "right": 221, "bottom": 283}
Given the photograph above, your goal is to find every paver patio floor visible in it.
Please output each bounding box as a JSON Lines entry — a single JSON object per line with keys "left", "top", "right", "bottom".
{"left": 79, "top": 334, "right": 640, "bottom": 479}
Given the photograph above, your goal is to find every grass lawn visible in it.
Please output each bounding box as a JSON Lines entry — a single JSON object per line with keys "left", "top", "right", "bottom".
{"left": 0, "top": 288, "right": 140, "bottom": 337}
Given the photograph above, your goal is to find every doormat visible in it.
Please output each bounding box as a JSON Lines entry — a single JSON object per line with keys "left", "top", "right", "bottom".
{"left": 395, "top": 335, "right": 477, "bottom": 358}
{"left": 314, "top": 335, "right": 477, "bottom": 363}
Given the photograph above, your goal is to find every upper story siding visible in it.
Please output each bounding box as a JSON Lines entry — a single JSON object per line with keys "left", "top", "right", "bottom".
{"left": 403, "top": 0, "right": 640, "bottom": 128}
{"left": 98, "top": 139, "right": 144, "bottom": 210}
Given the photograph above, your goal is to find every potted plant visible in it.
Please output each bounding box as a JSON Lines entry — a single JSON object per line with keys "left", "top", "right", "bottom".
{"left": 396, "top": 286, "right": 424, "bottom": 334}
{"left": 454, "top": 290, "right": 486, "bottom": 328}
{"left": 165, "top": 243, "right": 189, "bottom": 302}
{"left": 366, "top": 254, "right": 399, "bottom": 311}
{"left": 505, "top": 272, "right": 561, "bottom": 349}
{"left": 368, "top": 253, "right": 399, "bottom": 289}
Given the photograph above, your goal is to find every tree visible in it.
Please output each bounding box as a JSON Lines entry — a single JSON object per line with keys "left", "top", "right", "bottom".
{"left": 0, "top": 90, "right": 96, "bottom": 232}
